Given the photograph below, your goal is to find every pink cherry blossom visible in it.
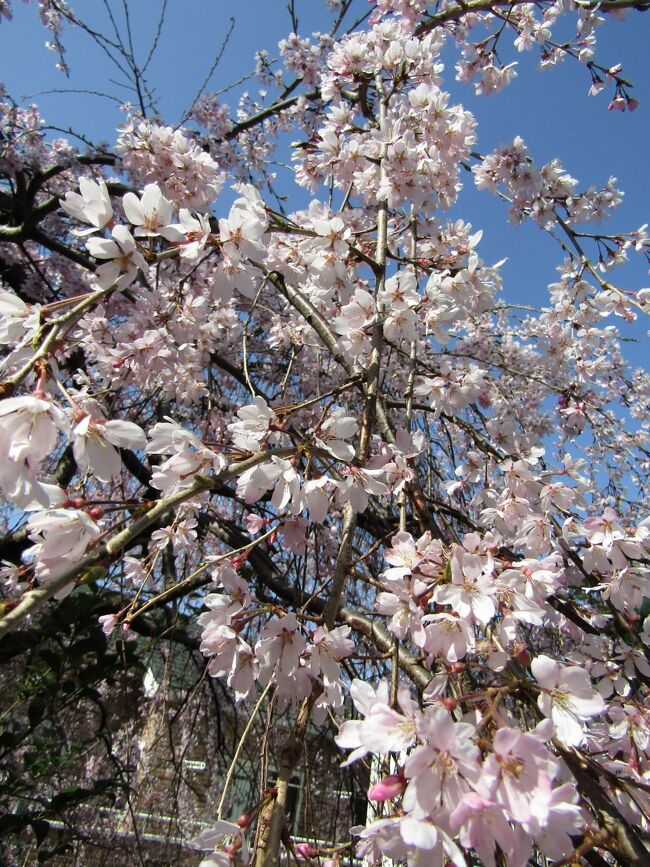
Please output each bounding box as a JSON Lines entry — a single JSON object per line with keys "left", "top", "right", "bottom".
{"left": 478, "top": 725, "right": 558, "bottom": 822}
{"left": 403, "top": 707, "right": 481, "bottom": 813}
{"left": 2, "top": 5, "right": 650, "bottom": 864}
{"left": 434, "top": 545, "right": 496, "bottom": 625}
{"left": 313, "top": 407, "right": 357, "bottom": 461}
{"left": 450, "top": 793, "right": 517, "bottom": 867}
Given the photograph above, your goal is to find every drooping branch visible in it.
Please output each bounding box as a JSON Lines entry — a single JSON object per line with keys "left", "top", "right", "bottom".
{"left": 0, "top": 446, "right": 297, "bottom": 639}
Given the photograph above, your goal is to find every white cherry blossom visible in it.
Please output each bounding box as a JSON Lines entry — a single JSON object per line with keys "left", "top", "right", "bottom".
{"left": 72, "top": 414, "right": 146, "bottom": 481}
{"left": 531, "top": 655, "right": 606, "bottom": 746}
{"left": 60, "top": 177, "right": 113, "bottom": 233}
{"left": 86, "top": 224, "right": 147, "bottom": 290}
{"left": 122, "top": 183, "right": 184, "bottom": 241}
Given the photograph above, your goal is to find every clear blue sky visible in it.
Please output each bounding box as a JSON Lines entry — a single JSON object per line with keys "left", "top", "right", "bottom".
{"left": 1, "top": 0, "right": 648, "bottom": 363}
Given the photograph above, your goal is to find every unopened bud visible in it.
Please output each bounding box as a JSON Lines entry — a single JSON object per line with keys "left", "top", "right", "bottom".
{"left": 418, "top": 589, "right": 433, "bottom": 610}
{"left": 367, "top": 773, "right": 406, "bottom": 802}
{"left": 230, "top": 552, "right": 250, "bottom": 570}
{"left": 516, "top": 648, "right": 531, "bottom": 667}
{"left": 236, "top": 812, "right": 252, "bottom": 829}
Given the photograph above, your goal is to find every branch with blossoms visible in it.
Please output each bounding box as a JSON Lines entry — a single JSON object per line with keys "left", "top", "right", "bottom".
{"left": 0, "top": 445, "right": 300, "bottom": 639}
{"left": 1, "top": 2, "right": 650, "bottom": 866}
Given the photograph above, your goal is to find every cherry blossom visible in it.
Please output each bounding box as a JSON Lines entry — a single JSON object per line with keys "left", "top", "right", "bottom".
{"left": 1, "top": 2, "right": 650, "bottom": 865}
{"left": 478, "top": 725, "right": 558, "bottom": 822}
{"left": 312, "top": 407, "right": 357, "bottom": 461}
{"left": 403, "top": 707, "right": 481, "bottom": 814}
{"left": 0, "top": 289, "right": 37, "bottom": 345}
{"left": 367, "top": 772, "right": 406, "bottom": 802}
{"left": 0, "top": 395, "right": 67, "bottom": 464}
{"left": 218, "top": 188, "right": 268, "bottom": 262}
{"left": 336, "top": 465, "right": 389, "bottom": 512}
{"left": 115, "top": 119, "right": 223, "bottom": 209}
{"left": 450, "top": 794, "right": 517, "bottom": 867}
{"left": 122, "top": 183, "right": 184, "bottom": 241}
{"left": 60, "top": 177, "right": 113, "bottom": 233}
{"left": 531, "top": 654, "right": 606, "bottom": 746}
{"left": 173, "top": 209, "right": 212, "bottom": 260}
{"left": 71, "top": 414, "right": 146, "bottom": 481}
{"left": 86, "top": 224, "right": 147, "bottom": 290}
{"left": 335, "top": 680, "right": 418, "bottom": 765}
{"left": 309, "top": 624, "right": 354, "bottom": 685}
{"left": 434, "top": 543, "right": 497, "bottom": 625}
{"left": 255, "top": 613, "right": 307, "bottom": 687}
{"left": 228, "top": 397, "right": 277, "bottom": 453}
{"left": 26, "top": 507, "right": 102, "bottom": 590}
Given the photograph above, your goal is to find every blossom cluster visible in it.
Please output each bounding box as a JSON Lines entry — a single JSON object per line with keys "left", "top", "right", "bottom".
{"left": 337, "top": 680, "right": 587, "bottom": 866}
{"left": 199, "top": 564, "right": 354, "bottom": 718}
{"left": 0, "top": 1, "right": 649, "bottom": 865}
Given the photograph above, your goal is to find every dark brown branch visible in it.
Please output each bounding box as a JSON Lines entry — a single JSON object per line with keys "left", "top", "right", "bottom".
{"left": 415, "top": 0, "right": 648, "bottom": 35}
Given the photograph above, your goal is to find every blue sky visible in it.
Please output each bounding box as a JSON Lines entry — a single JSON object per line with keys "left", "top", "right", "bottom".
{"left": 1, "top": 0, "right": 648, "bottom": 363}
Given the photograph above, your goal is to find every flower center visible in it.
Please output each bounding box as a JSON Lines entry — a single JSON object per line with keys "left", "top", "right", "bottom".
{"left": 500, "top": 755, "right": 524, "bottom": 779}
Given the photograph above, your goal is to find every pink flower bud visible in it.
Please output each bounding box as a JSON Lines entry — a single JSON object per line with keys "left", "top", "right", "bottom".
{"left": 236, "top": 812, "right": 252, "bottom": 829}
{"left": 516, "top": 647, "right": 531, "bottom": 667}
{"left": 229, "top": 552, "right": 249, "bottom": 570}
{"left": 608, "top": 96, "right": 627, "bottom": 112}
{"left": 627, "top": 97, "right": 639, "bottom": 111}
{"left": 294, "top": 842, "right": 317, "bottom": 858}
{"left": 367, "top": 773, "right": 406, "bottom": 802}
{"left": 65, "top": 497, "right": 86, "bottom": 509}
